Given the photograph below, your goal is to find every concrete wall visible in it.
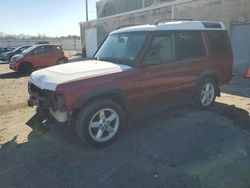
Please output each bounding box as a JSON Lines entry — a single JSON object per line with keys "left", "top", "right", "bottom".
{"left": 80, "top": 0, "right": 250, "bottom": 73}
{"left": 0, "top": 38, "right": 82, "bottom": 51}
{"left": 96, "top": 0, "right": 173, "bottom": 18}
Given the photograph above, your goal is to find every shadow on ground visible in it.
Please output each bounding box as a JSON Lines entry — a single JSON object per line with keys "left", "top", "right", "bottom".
{"left": 221, "top": 75, "right": 250, "bottom": 98}
{"left": 0, "top": 61, "right": 9, "bottom": 64}
{"left": 1, "top": 103, "right": 250, "bottom": 188}
{"left": 0, "top": 71, "right": 29, "bottom": 79}
{"left": 210, "top": 102, "right": 250, "bottom": 132}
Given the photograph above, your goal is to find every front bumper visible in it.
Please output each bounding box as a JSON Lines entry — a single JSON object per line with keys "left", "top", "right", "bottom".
{"left": 9, "top": 62, "right": 18, "bottom": 71}
{"left": 28, "top": 83, "right": 71, "bottom": 123}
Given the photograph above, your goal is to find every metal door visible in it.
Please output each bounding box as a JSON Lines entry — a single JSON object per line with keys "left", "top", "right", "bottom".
{"left": 231, "top": 23, "right": 250, "bottom": 74}
{"left": 85, "top": 28, "right": 98, "bottom": 57}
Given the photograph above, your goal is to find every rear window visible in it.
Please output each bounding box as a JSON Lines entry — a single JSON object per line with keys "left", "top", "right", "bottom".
{"left": 207, "top": 31, "right": 228, "bottom": 55}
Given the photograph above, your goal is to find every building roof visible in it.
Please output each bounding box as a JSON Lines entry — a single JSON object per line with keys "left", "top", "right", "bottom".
{"left": 111, "top": 21, "right": 226, "bottom": 34}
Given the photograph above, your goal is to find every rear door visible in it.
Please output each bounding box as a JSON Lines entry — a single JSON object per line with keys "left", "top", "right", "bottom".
{"left": 138, "top": 32, "right": 182, "bottom": 108}
{"left": 206, "top": 31, "right": 233, "bottom": 83}
{"left": 174, "top": 31, "right": 208, "bottom": 96}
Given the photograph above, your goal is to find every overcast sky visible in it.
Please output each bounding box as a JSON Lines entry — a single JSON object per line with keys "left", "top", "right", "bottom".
{"left": 0, "top": 0, "right": 98, "bottom": 37}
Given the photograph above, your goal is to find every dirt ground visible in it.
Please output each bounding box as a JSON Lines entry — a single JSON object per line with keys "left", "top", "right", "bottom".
{"left": 0, "top": 62, "right": 250, "bottom": 188}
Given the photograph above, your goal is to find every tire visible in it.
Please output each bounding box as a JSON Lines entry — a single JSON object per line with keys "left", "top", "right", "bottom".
{"left": 75, "top": 98, "right": 125, "bottom": 147}
{"left": 193, "top": 78, "right": 217, "bottom": 109}
{"left": 19, "top": 62, "right": 33, "bottom": 73}
{"left": 57, "top": 58, "right": 67, "bottom": 65}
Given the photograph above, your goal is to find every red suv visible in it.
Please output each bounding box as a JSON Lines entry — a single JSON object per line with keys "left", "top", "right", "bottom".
{"left": 9, "top": 44, "right": 68, "bottom": 73}
{"left": 28, "top": 21, "right": 233, "bottom": 147}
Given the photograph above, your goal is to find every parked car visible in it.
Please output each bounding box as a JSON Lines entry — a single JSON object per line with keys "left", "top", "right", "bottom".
{"left": 9, "top": 44, "right": 68, "bottom": 73}
{"left": 0, "top": 46, "right": 15, "bottom": 56}
{"left": 0, "top": 45, "right": 31, "bottom": 61}
{"left": 28, "top": 20, "right": 233, "bottom": 147}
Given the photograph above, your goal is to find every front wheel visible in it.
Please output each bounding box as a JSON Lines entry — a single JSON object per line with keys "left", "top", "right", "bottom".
{"left": 19, "top": 62, "right": 33, "bottom": 73}
{"left": 75, "top": 99, "right": 125, "bottom": 147}
{"left": 194, "top": 78, "right": 217, "bottom": 109}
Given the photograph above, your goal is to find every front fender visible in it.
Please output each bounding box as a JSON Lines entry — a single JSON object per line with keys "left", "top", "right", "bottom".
{"left": 73, "top": 88, "right": 127, "bottom": 110}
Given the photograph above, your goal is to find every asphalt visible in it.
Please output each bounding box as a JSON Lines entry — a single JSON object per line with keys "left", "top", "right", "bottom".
{"left": 1, "top": 102, "right": 250, "bottom": 188}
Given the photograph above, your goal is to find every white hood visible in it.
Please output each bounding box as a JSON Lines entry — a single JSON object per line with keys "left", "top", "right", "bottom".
{"left": 30, "top": 60, "right": 132, "bottom": 91}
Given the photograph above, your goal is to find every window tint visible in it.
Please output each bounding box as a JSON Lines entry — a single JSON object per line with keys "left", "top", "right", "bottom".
{"left": 175, "top": 32, "right": 205, "bottom": 60}
{"left": 143, "top": 33, "right": 175, "bottom": 65}
{"left": 207, "top": 31, "right": 228, "bottom": 54}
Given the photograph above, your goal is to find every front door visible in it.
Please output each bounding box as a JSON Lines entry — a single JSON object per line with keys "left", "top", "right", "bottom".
{"left": 138, "top": 32, "right": 182, "bottom": 108}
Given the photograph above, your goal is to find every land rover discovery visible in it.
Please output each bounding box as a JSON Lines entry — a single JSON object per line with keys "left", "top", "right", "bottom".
{"left": 28, "top": 20, "right": 233, "bottom": 147}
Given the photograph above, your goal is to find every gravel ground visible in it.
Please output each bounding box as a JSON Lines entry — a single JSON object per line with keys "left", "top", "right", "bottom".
{"left": 0, "top": 63, "right": 250, "bottom": 188}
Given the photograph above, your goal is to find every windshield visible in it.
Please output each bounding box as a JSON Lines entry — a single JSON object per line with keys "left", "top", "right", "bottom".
{"left": 22, "top": 46, "right": 36, "bottom": 54}
{"left": 13, "top": 46, "right": 28, "bottom": 52}
{"left": 94, "top": 32, "right": 147, "bottom": 66}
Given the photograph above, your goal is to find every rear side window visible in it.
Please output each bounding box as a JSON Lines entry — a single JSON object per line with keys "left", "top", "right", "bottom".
{"left": 175, "top": 32, "right": 205, "bottom": 60}
{"left": 34, "top": 46, "right": 54, "bottom": 54}
{"left": 207, "top": 31, "right": 228, "bottom": 54}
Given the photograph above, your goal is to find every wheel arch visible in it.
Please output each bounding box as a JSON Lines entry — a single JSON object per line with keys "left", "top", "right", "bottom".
{"left": 73, "top": 88, "right": 128, "bottom": 114}
{"left": 195, "top": 70, "right": 221, "bottom": 97}
{"left": 18, "top": 61, "right": 33, "bottom": 71}
{"left": 57, "top": 56, "right": 68, "bottom": 63}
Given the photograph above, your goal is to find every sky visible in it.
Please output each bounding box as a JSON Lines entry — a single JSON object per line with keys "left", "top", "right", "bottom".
{"left": 0, "top": 0, "right": 99, "bottom": 37}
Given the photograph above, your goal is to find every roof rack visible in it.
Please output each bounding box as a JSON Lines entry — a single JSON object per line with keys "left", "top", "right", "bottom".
{"left": 152, "top": 19, "right": 193, "bottom": 25}
{"left": 116, "top": 24, "right": 142, "bottom": 30}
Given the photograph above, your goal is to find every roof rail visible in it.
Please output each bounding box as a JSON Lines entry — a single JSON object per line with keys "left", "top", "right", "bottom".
{"left": 152, "top": 18, "right": 193, "bottom": 25}
{"left": 116, "top": 24, "right": 142, "bottom": 30}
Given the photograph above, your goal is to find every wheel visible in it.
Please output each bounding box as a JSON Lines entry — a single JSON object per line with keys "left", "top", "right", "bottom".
{"left": 19, "top": 62, "right": 33, "bottom": 73}
{"left": 75, "top": 98, "right": 125, "bottom": 147}
{"left": 57, "top": 58, "right": 67, "bottom": 65}
{"left": 194, "top": 78, "right": 217, "bottom": 109}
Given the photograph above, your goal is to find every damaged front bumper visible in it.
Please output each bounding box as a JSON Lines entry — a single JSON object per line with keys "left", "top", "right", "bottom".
{"left": 28, "top": 82, "right": 71, "bottom": 123}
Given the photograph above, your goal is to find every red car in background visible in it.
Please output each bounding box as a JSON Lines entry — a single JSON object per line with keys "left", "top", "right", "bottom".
{"left": 9, "top": 44, "right": 68, "bottom": 73}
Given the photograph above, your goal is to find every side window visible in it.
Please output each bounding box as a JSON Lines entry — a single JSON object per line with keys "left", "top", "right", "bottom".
{"left": 207, "top": 31, "right": 228, "bottom": 54}
{"left": 44, "top": 46, "right": 54, "bottom": 53}
{"left": 175, "top": 32, "right": 205, "bottom": 60}
{"left": 34, "top": 46, "right": 53, "bottom": 54}
{"left": 34, "top": 47, "right": 45, "bottom": 54}
{"left": 143, "top": 33, "right": 175, "bottom": 65}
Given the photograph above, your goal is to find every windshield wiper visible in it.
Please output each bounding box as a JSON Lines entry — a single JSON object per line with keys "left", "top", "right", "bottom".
{"left": 94, "top": 57, "right": 133, "bottom": 67}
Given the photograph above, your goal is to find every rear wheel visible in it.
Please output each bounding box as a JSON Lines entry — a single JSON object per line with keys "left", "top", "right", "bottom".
{"left": 194, "top": 78, "right": 217, "bottom": 109}
{"left": 75, "top": 98, "right": 125, "bottom": 147}
{"left": 19, "top": 62, "right": 33, "bottom": 73}
{"left": 57, "top": 58, "right": 67, "bottom": 65}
